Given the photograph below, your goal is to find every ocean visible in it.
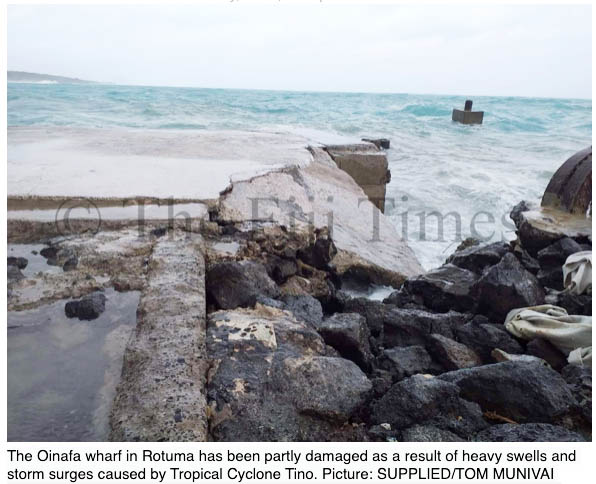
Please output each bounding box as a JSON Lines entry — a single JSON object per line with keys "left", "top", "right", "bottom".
{"left": 8, "top": 82, "right": 592, "bottom": 268}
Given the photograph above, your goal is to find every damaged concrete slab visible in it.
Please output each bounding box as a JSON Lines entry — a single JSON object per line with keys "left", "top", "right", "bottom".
{"left": 109, "top": 231, "right": 209, "bottom": 441}
{"left": 216, "top": 147, "right": 423, "bottom": 286}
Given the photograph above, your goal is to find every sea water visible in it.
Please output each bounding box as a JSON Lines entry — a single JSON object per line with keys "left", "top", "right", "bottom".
{"left": 8, "top": 82, "right": 592, "bottom": 268}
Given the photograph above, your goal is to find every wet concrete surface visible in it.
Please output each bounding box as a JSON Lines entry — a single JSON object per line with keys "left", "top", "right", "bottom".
{"left": 7, "top": 288, "right": 139, "bottom": 441}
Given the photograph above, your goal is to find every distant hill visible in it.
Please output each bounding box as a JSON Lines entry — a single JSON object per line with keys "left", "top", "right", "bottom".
{"left": 8, "top": 71, "right": 95, "bottom": 84}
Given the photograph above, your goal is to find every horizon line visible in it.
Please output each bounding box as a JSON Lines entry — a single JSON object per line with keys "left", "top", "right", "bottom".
{"left": 7, "top": 70, "right": 593, "bottom": 101}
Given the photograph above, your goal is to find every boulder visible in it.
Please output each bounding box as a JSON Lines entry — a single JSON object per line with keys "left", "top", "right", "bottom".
{"left": 472, "top": 253, "right": 545, "bottom": 321}
{"left": 368, "top": 424, "right": 399, "bottom": 442}
{"left": 65, "top": 292, "right": 107, "bottom": 321}
{"left": 526, "top": 338, "right": 568, "bottom": 372}
{"left": 315, "top": 313, "right": 373, "bottom": 371}
{"left": 554, "top": 292, "right": 591, "bottom": 316}
{"left": 377, "top": 346, "right": 439, "bottom": 381}
{"left": 510, "top": 200, "right": 530, "bottom": 227}
{"left": 426, "top": 334, "right": 482, "bottom": 370}
{"left": 475, "top": 423, "right": 585, "bottom": 442}
{"left": 62, "top": 256, "right": 79, "bottom": 272}
{"left": 400, "top": 425, "right": 464, "bottom": 442}
{"left": 536, "top": 237, "right": 585, "bottom": 290}
{"left": 7, "top": 265, "right": 25, "bottom": 282}
{"left": 537, "top": 266, "right": 564, "bottom": 291}
{"left": 561, "top": 364, "right": 591, "bottom": 424}
{"left": 276, "top": 356, "right": 372, "bottom": 421}
{"left": 370, "top": 374, "right": 487, "bottom": 438}
{"left": 404, "top": 264, "right": 478, "bottom": 313}
{"left": 206, "top": 260, "right": 280, "bottom": 310}
{"left": 537, "top": 237, "right": 584, "bottom": 267}
{"left": 513, "top": 206, "right": 591, "bottom": 255}
{"left": 455, "top": 318, "right": 524, "bottom": 363}
{"left": 297, "top": 229, "right": 337, "bottom": 270}
{"left": 490, "top": 349, "right": 548, "bottom": 366}
{"left": 265, "top": 255, "right": 298, "bottom": 284}
{"left": 40, "top": 246, "right": 59, "bottom": 264}
{"left": 383, "top": 289, "right": 425, "bottom": 309}
{"left": 280, "top": 269, "right": 335, "bottom": 301}
{"left": 342, "top": 297, "right": 393, "bottom": 337}
{"left": 512, "top": 243, "right": 541, "bottom": 274}
{"left": 207, "top": 306, "right": 370, "bottom": 441}
{"left": 7, "top": 256, "right": 28, "bottom": 269}
{"left": 446, "top": 242, "right": 510, "bottom": 274}
{"left": 281, "top": 294, "right": 323, "bottom": 327}
{"left": 383, "top": 308, "right": 468, "bottom": 348}
{"left": 439, "top": 361, "right": 575, "bottom": 423}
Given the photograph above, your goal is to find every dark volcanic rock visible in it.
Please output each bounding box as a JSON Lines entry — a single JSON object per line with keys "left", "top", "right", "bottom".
{"left": 561, "top": 364, "right": 591, "bottom": 424}
{"left": 342, "top": 297, "right": 393, "bottom": 337}
{"left": 40, "top": 246, "right": 58, "bottom": 262}
{"left": 537, "top": 266, "right": 564, "bottom": 290}
{"left": 65, "top": 292, "right": 107, "bottom": 321}
{"left": 207, "top": 306, "right": 370, "bottom": 441}
{"left": 401, "top": 425, "right": 465, "bottom": 442}
{"left": 554, "top": 292, "right": 591, "bottom": 316}
{"left": 7, "top": 265, "right": 25, "bottom": 282}
{"left": 62, "top": 256, "right": 79, "bottom": 272}
{"left": 536, "top": 238, "right": 585, "bottom": 291}
{"left": 512, "top": 243, "right": 541, "bottom": 275}
{"left": 278, "top": 356, "right": 372, "bottom": 421}
{"left": 281, "top": 294, "right": 323, "bottom": 326}
{"left": 7, "top": 256, "right": 28, "bottom": 269}
{"left": 265, "top": 255, "right": 298, "bottom": 284}
{"left": 382, "top": 289, "right": 424, "bottom": 309}
{"left": 297, "top": 230, "right": 337, "bottom": 270}
{"left": 475, "top": 423, "right": 585, "bottom": 442}
{"left": 404, "top": 264, "right": 479, "bottom": 313}
{"left": 315, "top": 313, "right": 373, "bottom": 371}
{"left": 537, "top": 237, "right": 584, "bottom": 267}
{"left": 446, "top": 242, "right": 510, "bottom": 274}
{"left": 473, "top": 253, "right": 545, "bottom": 321}
{"left": 383, "top": 308, "right": 468, "bottom": 348}
{"left": 526, "top": 338, "right": 568, "bottom": 372}
{"left": 426, "top": 334, "right": 482, "bottom": 370}
{"left": 368, "top": 424, "right": 399, "bottom": 441}
{"left": 510, "top": 200, "right": 530, "bottom": 227}
{"left": 455, "top": 317, "right": 523, "bottom": 363}
{"left": 206, "top": 260, "right": 280, "bottom": 310}
{"left": 370, "top": 374, "right": 487, "bottom": 438}
{"left": 439, "top": 361, "right": 575, "bottom": 423}
{"left": 377, "top": 346, "right": 439, "bottom": 381}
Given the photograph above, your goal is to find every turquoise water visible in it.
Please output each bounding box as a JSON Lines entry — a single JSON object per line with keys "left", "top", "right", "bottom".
{"left": 8, "top": 83, "right": 592, "bottom": 268}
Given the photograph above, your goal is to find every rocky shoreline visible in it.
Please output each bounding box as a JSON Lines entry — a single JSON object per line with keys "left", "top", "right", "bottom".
{"left": 7, "top": 142, "right": 592, "bottom": 442}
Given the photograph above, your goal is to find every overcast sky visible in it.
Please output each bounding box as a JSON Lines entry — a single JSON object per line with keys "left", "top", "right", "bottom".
{"left": 7, "top": 3, "right": 592, "bottom": 98}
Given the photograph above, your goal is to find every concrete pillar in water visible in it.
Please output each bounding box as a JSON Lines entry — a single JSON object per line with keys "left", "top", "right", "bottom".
{"left": 452, "top": 100, "right": 484, "bottom": 124}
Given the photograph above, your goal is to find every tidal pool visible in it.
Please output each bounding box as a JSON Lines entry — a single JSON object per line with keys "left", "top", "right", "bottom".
{"left": 7, "top": 288, "right": 139, "bottom": 441}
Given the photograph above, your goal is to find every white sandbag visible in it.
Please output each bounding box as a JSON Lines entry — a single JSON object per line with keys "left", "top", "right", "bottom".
{"left": 563, "top": 251, "right": 592, "bottom": 295}
{"left": 505, "top": 304, "right": 591, "bottom": 367}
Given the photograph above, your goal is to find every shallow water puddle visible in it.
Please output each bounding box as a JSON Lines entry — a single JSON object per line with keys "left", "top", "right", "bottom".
{"left": 8, "top": 243, "right": 62, "bottom": 277}
{"left": 7, "top": 288, "right": 139, "bottom": 441}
